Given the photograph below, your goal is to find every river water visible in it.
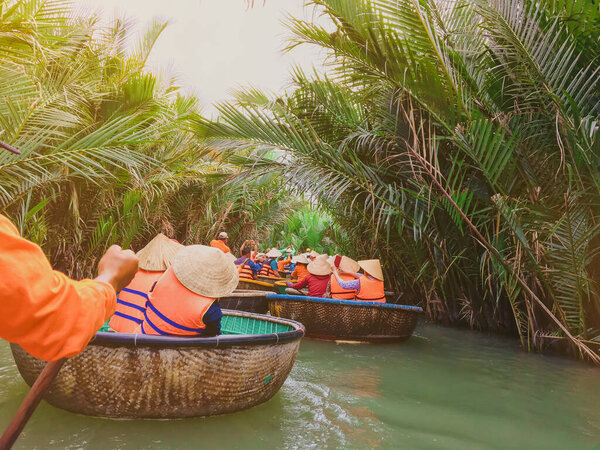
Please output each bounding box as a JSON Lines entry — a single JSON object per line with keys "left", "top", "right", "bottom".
{"left": 1, "top": 325, "right": 599, "bottom": 449}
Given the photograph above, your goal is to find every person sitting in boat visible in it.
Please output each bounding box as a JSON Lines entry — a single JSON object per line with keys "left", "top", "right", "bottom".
{"left": 332, "top": 259, "right": 386, "bottom": 303}
{"left": 260, "top": 248, "right": 281, "bottom": 278}
{"left": 209, "top": 231, "right": 231, "bottom": 254}
{"left": 290, "top": 254, "right": 310, "bottom": 282}
{"left": 234, "top": 246, "right": 262, "bottom": 279}
{"left": 285, "top": 255, "right": 331, "bottom": 297}
{"left": 109, "top": 234, "right": 183, "bottom": 333}
{"left": 239, "top": 239, "right": 259, "bottom": 260}
{"left": 137, "top": 245, "right": 238, "bottom": 337}
{"left": 277, "top": 253, "right": 292, "bottom": 273}
{"left": 326, "top": 255, "right": 360, "bottom": 300}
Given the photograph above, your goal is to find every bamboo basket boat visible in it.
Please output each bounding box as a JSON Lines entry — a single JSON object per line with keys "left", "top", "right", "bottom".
{"left": 257, "top": 274, "right": 288, "bottom": 283}
{"left": 277, "top": 270, "right": 292, "bottom": 279}
{"left": 219, "top": 290, "right": 271, "bottom": 314}
{"left": 11, "top": 311, "right": 304, "bottom": 419}
{"left": 274, "top": 280, "right": 289, "bottom": 294}
{"left": 238, "top": 278, "right": 276, "bottom": 292}
{"left": 267, "top": 294, "right": 422, "bottom": 342}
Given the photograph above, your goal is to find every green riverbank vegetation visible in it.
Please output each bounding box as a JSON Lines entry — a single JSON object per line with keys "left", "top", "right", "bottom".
{"left": 2, "top": 0, "right": 600, "bottom": 363}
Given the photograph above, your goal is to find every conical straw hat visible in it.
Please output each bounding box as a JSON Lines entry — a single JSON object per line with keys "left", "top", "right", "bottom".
{"left": 172, "top": 245, "right": 239, "bottom": 298}
{"left": 137, "top": 233, "right": 183, "bottom": 271}
{"left": 307, "top": 257, "right": 332, "bottom": 276}
{"left": 339, "top": 256, "right": 360, "bottom": 273}
{"left": 358, "top": 259, "right": 384, "bottom": 281}
{"left": 292, "top": 254, "right": 309, "bottom": 265}
{"left": 310, "top": 250, "right": 320, "bottom": 258}
{"left": 224, "top": 252, "right": 237, "bottom": 264}
{"left": 266, "top": 248, "right": 282, "bottom": 258}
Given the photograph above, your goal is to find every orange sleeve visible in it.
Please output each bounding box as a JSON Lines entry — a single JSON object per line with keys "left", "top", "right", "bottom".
{"left": 0, "top": 215, "right": 116, "bottom": 361}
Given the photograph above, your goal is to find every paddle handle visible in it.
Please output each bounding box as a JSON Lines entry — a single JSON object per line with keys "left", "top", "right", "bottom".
{"left": 0, "top": 358, "right": 66, "bottom": 450}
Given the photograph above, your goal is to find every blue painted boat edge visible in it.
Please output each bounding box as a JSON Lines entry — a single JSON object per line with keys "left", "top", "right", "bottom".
{"left": 91, "top": 310, "right": 305, "bottom": 347}
{"left": 265, "top": 294, "right": 424, "bottom": 312}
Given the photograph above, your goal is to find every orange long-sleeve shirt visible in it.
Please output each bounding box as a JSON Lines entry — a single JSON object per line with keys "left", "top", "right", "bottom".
{"left": 0, "top": 214, "right": 116, "bottom": 361}
{"left": 291, "top": 264, "right": 309, "bottom": 282}
{"left": 209, "top": 239, "right": 231, "bottom": 253}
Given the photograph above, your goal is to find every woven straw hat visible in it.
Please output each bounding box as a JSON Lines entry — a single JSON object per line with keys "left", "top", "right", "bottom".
{"left": 224, "top": 252, "right": 237, "bottom": 264}
{"left": 309, "top": 250, "right": 320, "bottom": 258}
{"left": 293, "top": 254, "right": 309, "bottom": 265}
{"left": 266, "top": 248, "right": 282, "bottom": 258}
{"left": 358, "top": 259, "right": 384, "bottom": 281}
{"left": 339, "top": 256, "right": 360, "bottom": 273}
{"left": 137, "top": 233, "right": 183, "bottom": 271}
{"left": 172, "top": 245, "right": 239, "bottom": 298}
{"left": 307, "top": 257, "right": 332, "bottom": 276}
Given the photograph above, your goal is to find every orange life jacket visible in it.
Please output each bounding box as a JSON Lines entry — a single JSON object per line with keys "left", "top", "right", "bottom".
{"left": 108, "top": 270, "right": 163, "bottom": 333}
{"left": 260, "top": 260, "right": 277, "bottom": 278}
{"left": 139, "top": 267, "right": 220, "bottom": 336}
{"left": 237, "top": 257, "right": 255, "bottom": 279}
{"left": 330, "top": 273, "right": 357, "bottom": 300}
{"left": 356, "top": 276, "right": 386, "bottom": 303}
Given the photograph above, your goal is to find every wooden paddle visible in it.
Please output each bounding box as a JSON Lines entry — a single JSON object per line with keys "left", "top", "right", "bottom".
{"left": 0, "top": 358, "right": 66, "bottom": 449}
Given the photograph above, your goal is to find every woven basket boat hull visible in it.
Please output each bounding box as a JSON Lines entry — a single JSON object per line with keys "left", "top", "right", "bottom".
{"left": 267, "top": 294, "right": 422, "bottom": 342}
{"left": 277, "top": 271, "right": 292, "bottom": 279}
{"left": 219, "top": 290, "right": 271, "bottom": 314}
{"left": 11, "top": 311, "right": 304, "bottom": 419}
{"left": 238, "top": 278, "right": 276, "bottom": 292}
{"left": 257, "top": 275, "right": 288, "bottom": 283}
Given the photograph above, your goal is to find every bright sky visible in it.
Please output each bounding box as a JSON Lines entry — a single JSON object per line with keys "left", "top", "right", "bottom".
{"left": 74, "top": 0, "right": 329, "bottom": 116}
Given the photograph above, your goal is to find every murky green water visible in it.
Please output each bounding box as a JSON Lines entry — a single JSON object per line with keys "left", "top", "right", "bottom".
{"left": 1, "top": 325, "right": 599, "bottom": 449}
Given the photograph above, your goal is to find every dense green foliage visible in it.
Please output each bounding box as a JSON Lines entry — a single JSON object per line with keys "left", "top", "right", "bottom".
{"left": 0, "top": 0, "right": 295, "bottom": 277}
{"left": 202, "top": 0, "right": 600, "bottom": 361}
{"left": 266, "top": 204, "right": 349, "bottom": 254}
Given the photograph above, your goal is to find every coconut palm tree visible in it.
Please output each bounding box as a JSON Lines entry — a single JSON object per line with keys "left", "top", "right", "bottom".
{"left": 200, "top": 0, "right": 600, "bottom": 362}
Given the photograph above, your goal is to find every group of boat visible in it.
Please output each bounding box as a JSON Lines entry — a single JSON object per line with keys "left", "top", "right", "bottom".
{"left": 11, "top": 252, "right": 423, "bottom": 420}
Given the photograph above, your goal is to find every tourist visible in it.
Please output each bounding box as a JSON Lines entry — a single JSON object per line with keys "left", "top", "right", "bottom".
{"left": 327, "top": 256, "right": 360, "bottom": 300}
{"left": 138, "top": 245, "right": 238, "bottom": 336}
{"left": 239, "top": 239, "right": 259, "bottom": 259}
{"left": 260, "top": 248, "right": 281, "bottom": 277}
{"left": 235, "top": 246, "right": 262, "bottom": 279}
{"left": 209, "top": 231, "right": 231, "bottom": 253}
{"left": 332, "top": 259, "right": 386, "bottom": 302}
{"left": 290, "top": 254, "right": 310, "bottom": 282}
{"left": 109, "top": 234, "right": 183, "bottom": 333}
{"left": 0, "top": 215, "right": 138, "bottom": 361}
{"left": 285, "top": 256, "right": 331, "bottom": 297}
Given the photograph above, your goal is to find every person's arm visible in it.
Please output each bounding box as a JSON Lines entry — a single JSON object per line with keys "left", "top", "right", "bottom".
{"left": 0, "top": 215, "right": 138, "bottom": 362}
{"left": 332, "top": 267, "right": 361, "bottom": 290}
{"left": 249, "top": 260, "right": 262, "bottom": 275}
{"left": 287, "top": 276, "right": 309, "bottom": 290}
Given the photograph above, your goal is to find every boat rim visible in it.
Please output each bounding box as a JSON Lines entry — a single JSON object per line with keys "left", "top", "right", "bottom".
{"left": 89, "top": 310, "right": 305, "bottom": 348}
{"left": 238, "top": 278, "right": 275, "bottom": 287}
{"left": 266, "top": 294, "right": 423, "bottom": 312}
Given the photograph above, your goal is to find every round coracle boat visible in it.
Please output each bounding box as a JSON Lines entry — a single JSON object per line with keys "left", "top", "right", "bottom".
{"left": 11, "top": 310, "right": 304, "bottom": 419}
{"left": 238, "top": 277, "right": 276, "bottom": 292}
{"left": 274, "top": 280, "right": 289, "bottom": 294}
{"left": 266, "top": 294, "right": 423, "bottom": 342}
{"left": 257, "top": 274, "right": 288, "bottom": 283}
{"left": 219, "top": 289, "right": 271, "bottom": 314}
